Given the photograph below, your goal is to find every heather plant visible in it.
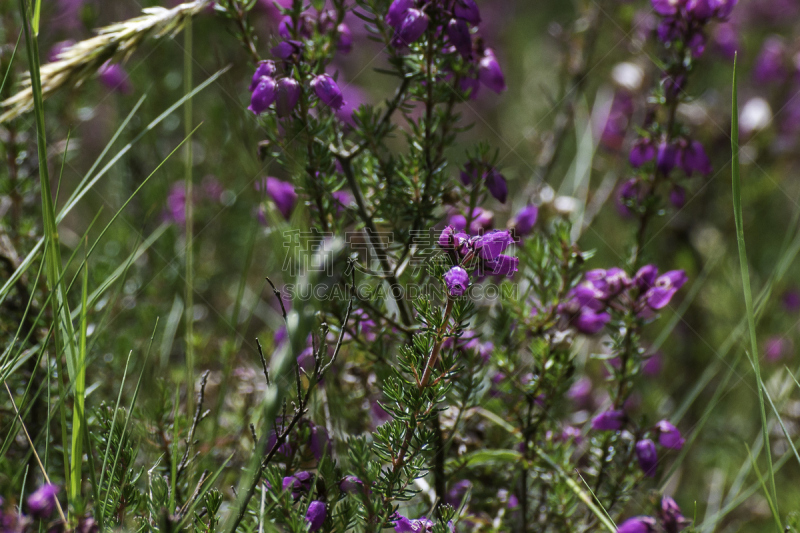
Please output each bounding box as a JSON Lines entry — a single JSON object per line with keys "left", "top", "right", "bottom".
{"left": 4, "top": 0, "right": 800, "bottom": 532}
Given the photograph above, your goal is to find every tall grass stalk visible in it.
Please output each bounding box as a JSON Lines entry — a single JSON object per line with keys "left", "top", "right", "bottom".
{"left": 730, "top": 54, "right": 780, "bottom": 529}
{"left": 184, "top": 16, "right": 195, "bottom": 416}
{"left": 19, "top": 0, "right": 81, "bottom": 514}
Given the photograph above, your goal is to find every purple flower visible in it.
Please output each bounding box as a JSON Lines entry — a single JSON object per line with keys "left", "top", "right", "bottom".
{"left": 447, "top": 19, "right": 472, "bottom": 58}
{"left": 311, "top": 74, "right": 345, "bottom": 110}
{"left": 591, "top": 409, "right": 625, "bottom": 431}
{"left": 444, "top": 266, "right": 469, "bottom": 297}
{"left": 783, "top": 288, "right": 800, "bottom": 312}
{"left": 660, "top": 496, "right": 691, "bottom": 532}
{"left": 249, "top": 77, "right": 277, "bottom": 115}
{"left": 763, "top": 334, "right": 787, "bottom": 361}
{"left": 753, "top": 37, "right": 786, "bottom": 84}
{"left": 98, "top": 62, "right": 132, "bottom": 94}
{"left": 687, "top": 32, "right": 706, "bottom": 58}
{"left": 574, "top": 309, "right": 611, "bottom": 334}
{"left": 617, "top": 516, "right": 657, "bottom": 533}
{"left": 165, "top": 182, "right": 188, "bottom": 225}
{"left": 386, "top": 0, "right": 414, "bottom": 29}
{"left": 669, "top": 186, "right": 686, "bottom": 209}
{"left": 337, "top": 23, "right": 353, "bottom": 53}
{"left": 656, "top": 142, "right": 678, "bottom": 175}
{"left": 49, "top": 40, "right": 75, "bottom": 62}
{"left": 643, "top": 352, "right": 663, "bottom": 376}
{"left": 687, "top": 0, "right": 714, "bottom": 18}
{"left": 616, "top": 178, "right": 643, "bottom": 218}
{"left": 392, "top": 514, "right": 433, "bottom": 533}
{"left": 250, "top": 60, "right": 277, "bottom": 91}
{"left": 27, "top": 484, "right": 59, "bottom": 518}
{"left": 393, "top": 8, "right": 429, "bottom": 46}
{"left": 629, "top": 139, "right": 655, "bottom": 167}
{"left": 474, "top": 230, "right": 514, "bottom": 261}
{"left": 645, "top": 270, "right": 688, "bottom": 309}
{"left": 512, "top": 205, "right": 538, "bottom": 236}
{"left": 308, "top": 423, "right": 331, "bottom": 460}
{"left": 446, "top": 480, "right": 472, "bottom": 506}
{"left": 711, "top": 0, "right": 737, "bottom": 19}
{"left": 305, "top": 501, "right": 326, "bottom": 531}
{"left": 282, "top": 471, "right": 313, "bottom": 497}
{"left": 276, "top": 78, "right": 301, "bottom": 117}
{"left": 263, "top": 177, "right": 297, "bottom": 219}
{"left": 340, "top": 475, "right": 368, "bottom": 494}
{"left": 454, "top": 0, "right": 481, "bottom": 24}
{"left": 634, "top": 264, "right": 659, "bottom": 291}
{"left": 651, "top": 0, "right": 684, "bottom": 16}
{"left": 655, "top": 420, "right": 685, "bottom": 449}
{"left": 271, "top": 40, "right": 303, "bottom": 60}
{"left": 568, "top": 377, "right": 593, "bottom": 406}
{"left": 635, "top": 439, "right": 658, "bottom": 477}
{"left": 485, "top": 168, "right": 508, "bottom": 203}
{"left": 680, "top": 140, "right": 712, "bottom": 176}
{"left": 478, "top": 49, "right": 507, "bottom": 93}
{"left": 485, "top": 254, "right": 519, "bottom": 277}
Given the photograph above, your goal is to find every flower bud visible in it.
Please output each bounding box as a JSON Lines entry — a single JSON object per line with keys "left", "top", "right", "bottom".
{"left": 447, "top": 19, "right": 472, "bottom": 58}
{"left": 311, "top": 74, "right": 345, "bottom": 110}
{"left": 393, "top": 8, "right": 429, "bottom": 46}
{"left": 478, "top": 49, "right": 507, "bottom": 93}
{"left": 276, "top": 78, "right": 301, "bottom": 117}
{"left": 444, "top": 266, "right": 470, "bottom": 297}
{"left": 248, "top": 77, "right": 277, "bottom": 115}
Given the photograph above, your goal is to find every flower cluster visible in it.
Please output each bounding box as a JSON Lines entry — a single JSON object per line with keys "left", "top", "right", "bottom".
{"left": 386, "top": 0, "right": 506, "bottom": 96}
{"left": 438, "top": 227, "right": 520, "bottom": 296}
{"left": 592, "top": 412, "right": 685, "bottom": 478}
{"left": 248, "top": 60, "right": 345, "bottom": 116}
{"left": 617, "top": 496, "right": 691, "bottom": 532}
{"left": 558, "top": 265, "right": 688, "bottom": 334}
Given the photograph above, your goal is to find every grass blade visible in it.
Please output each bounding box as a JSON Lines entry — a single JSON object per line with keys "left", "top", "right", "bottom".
{"left": 730, "top": 53, "right": 780, "bottom": 527}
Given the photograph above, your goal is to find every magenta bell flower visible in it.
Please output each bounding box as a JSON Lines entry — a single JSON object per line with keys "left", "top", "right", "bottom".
{"left": 263, "top": 177, "right": 297, "bottom": 220}
{"left": 485, "top": 254, "right": 519, "bottom": 277}
{"left": 454, "top": 0, "right": 481, "bottom": 24}
{"left": 386, "top": 0, "right": 414, "bottom": 28}
{"left": 478, "top": 49, "right": 507, "bottom": 93}
{"left": 276, "top": 78, "right": 301, "bottom": 117}
{"left": 98, "top": 62, "right": 132, "bottom": 94}
{"left": 308, "top": 423, "right": 331, "bottom": 460}
{"left": 669, "top": 186, "right": 686, "bottom": 208}
{"left": 393, "top": 8, "right": 429, "bottom": 46}
{"left": 305, "top": 501, "right": 326, "bottom": 531}
{"left": 512, "top": 204, "right": 538, "bottom": 236}
{"left": 660, "top": 496, "right": 691, "bottom": 532}
{"left": 574, "top": 309, "right": 611, "bottom": 334}
{"left": 339, "top": 475, "right": 369, "bottom": 494}
{"left": 311, "top": 74, "right": 345, "bottom": 110}
{"left": 485, "top": 168, "right": 508, "bottom": 203}
{"left": 447, "top": 19, "right": 472, "bottom": 57}
{"left": 444, "top": 266, "right": 469, "bottom": 297}
{"left": 249, "top": 77, "right": 277, "bottom": 115}
{"left": 282, "top": 471, "right": 313, "bottom": 498}
{"left": 655, "top": 420, "right": 685, "bottom": 449}
{"left": 271, "top": 40, "right": 303, "bottom": 60}
{"left": 645, "top": 270, "right": 688, "bottom": 309}
{"left": 27, "top": 483, "right": 60, "bottom": 518}
{"left": 635, "top": 439, "right": 658, "bottom": 477}
{"left": 680, "top": 140, "right": 712, "bottom": 176}
{"left": 474, "top": 230, "right": 514, "bottom": 261}
{"left": 337, "top": 23, "right": 353, "bottom": 53}
{"left": 651, "top": 0, "right": 684, "bottom": 16}
{"left": 591, "top": 409, "right": 625, "bottom": 431}
{"left": 656, "top": 141, "right": 678, "bottom": 175}
{"left": 392, "top": 514, "right": 434, "bottom": 533}
{"left": 249, "top": 60, "right": 277, "bottom": 91}
{"left": 617, "top": 516, "right": 657, "bottom": 533}
{"left": 629, "top": 138, "right": 655, "bottom": 167}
